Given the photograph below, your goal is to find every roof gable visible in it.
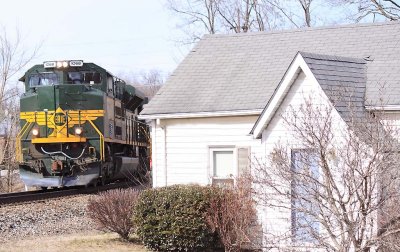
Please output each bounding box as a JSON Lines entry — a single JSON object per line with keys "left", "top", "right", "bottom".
{"left": 251, "top": 52, "right": 367, "bottom": 138}
{"left": 141, "top": 22, "right": 400, "bottom": 117}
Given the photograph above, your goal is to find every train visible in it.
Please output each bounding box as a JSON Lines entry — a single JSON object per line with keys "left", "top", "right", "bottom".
{"left": 16, "top": 60, "right": 150, "bottom": 188}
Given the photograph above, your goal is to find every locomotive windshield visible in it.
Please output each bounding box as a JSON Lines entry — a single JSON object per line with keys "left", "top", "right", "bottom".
{"left": 67, "top": 71, "right": 101, "bottom": 84}
{"left": 29, "top": 72, "right": 58, "bottom": 86}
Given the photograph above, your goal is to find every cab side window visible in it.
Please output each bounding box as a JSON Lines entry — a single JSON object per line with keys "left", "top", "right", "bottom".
{"left": 85, "top": 72, "right": 101, "bottom": 83}
{"left": 107, "top": 77, "right": 114, "bottom": 94}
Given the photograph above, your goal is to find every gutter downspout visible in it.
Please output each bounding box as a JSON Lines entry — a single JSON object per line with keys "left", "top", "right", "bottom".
{"left": 157, "top": 118, "right": 167, "bottom": 186}
{"left": 163, "top": 122, "right": 167, "bottom": 186}
{"left": 151, "top": 119, "right": 157, "bottom": 187}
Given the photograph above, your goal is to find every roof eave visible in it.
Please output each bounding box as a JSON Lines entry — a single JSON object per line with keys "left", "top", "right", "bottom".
{"left": 365, "top": 105, "right": 400, "bottom": 111}
{"left": 138, "top": 109, "right": 263, "bottom": 120}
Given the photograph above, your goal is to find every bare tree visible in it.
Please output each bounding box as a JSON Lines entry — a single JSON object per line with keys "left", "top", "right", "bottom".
{"left": 0, "top": 28, "right": 38, "bottom": 192}
{"left": 216, "top": 0, "right": 256, "bottom": 32}
{"left": 166, "top": 0, "right": 220, "bottom": 43}
{"left": 167, "top": 0, "right": 286, "bottom": 43}
{"left": 167, "top": 0, "right": 288, "bottom": 34}
{"left": 167, "top": 0, "right": 340, "bottom": 44}
{"left": 0, "top": 90, "right": 20, "bottom": 192}
{"left": 264, "top": 0, "right": 315, "bottom": 28}
{"left": 117, "top": 69, "right": 165, "bottom": 100}
{"left": 252, "top": 97, "right": 400, "bottom": 251}
{"left": 129, "top": 69, "right": 165, "bottom": 100}
{"left": 332, "top": 0, "right": 400, "bottom": 21}
{"left": 0, "top": 28, "right": 38, "bottom": 102}
{"left": 217, "top": 0, "right": 312, "bottom": 32}
{"left": 298, "top": 0, "right": 313, "bottom": 26}
{"left": 253, "top": 0, "right": 287, "bottom": 30}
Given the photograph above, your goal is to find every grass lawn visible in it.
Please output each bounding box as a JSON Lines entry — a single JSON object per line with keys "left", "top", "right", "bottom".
{"left": 0, "top": 232, "right": 149, "bottom": 252}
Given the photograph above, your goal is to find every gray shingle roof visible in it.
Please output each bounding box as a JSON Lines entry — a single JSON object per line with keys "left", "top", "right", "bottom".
{"left": 300, "top": 52, "right": 396, "bottom": 148}
{"left": 141, "top": 22, "right": 400, "bottom": 116}
{"left": 301, "top": 52, "right": 367, "bottom": 124}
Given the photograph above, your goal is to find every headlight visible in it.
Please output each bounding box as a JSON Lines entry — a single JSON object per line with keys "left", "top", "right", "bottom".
{"left": 62, "top": 61, "right": 68, "bottom": 68}
{"left": 32, "top": 128, "right": 39, "bottom": 136}
{"left": 74, "top": 127, "right": 83, "bottom": 135}
{"left": 56, "top": 61, "right": 63, "bottom": 68}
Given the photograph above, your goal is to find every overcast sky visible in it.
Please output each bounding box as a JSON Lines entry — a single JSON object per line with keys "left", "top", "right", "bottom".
{"left": 0, "top": 0, "right": 185, "bottom": 80}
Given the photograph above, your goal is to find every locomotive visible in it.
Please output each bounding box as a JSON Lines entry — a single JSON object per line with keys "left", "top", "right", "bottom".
{"left": 16, "top": 60, "right": 150, "bottom": 188}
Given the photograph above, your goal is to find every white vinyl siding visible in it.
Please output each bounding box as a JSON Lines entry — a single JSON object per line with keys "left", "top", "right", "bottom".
{"left": 259, "top": 71, "right": 348, "bottom": 247}
{"left": 151, "top": 116, "right": 262, "bottom": 187}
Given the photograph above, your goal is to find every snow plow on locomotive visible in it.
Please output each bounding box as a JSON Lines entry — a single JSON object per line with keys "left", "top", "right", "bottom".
{"left": 16, "top": 60, "right": 150, "bottom": 188}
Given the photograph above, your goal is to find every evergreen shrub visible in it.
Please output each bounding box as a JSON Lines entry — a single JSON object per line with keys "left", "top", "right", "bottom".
{"left": 133, "top": 185, "right": 220, "bottom": 251}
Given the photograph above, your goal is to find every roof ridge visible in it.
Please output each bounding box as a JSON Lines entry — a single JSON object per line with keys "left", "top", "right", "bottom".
{"left": 299, "top": 51, "right": 367, "bottom": 64}
{"left": 203, "top": 21, "right": 400, "bottom": 39}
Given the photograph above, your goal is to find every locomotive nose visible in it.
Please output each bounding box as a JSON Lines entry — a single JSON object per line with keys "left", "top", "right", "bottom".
{"left": 36, "top": 85, "right": 58, "bottom": 111}
{"left": 36, "top": 84, "right": 86, "bottom": 111}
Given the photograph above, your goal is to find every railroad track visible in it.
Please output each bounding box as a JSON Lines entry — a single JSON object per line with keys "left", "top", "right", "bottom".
{"left": 0, "top": 181, "right": 144, "bottom": 205}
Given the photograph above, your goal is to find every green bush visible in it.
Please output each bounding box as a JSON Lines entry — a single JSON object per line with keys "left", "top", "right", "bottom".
{"left": 133, "top": 185, "right": 220, "bottom": 251}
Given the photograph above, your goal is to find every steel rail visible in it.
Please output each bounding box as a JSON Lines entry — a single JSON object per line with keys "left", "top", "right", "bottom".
{"left": 0, "top": 181, "right": 143, "bottom": 206}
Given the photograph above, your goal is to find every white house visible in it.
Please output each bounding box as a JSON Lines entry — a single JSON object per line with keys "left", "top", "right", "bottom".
{"left": 139, "top": 21, "right": 400, "bottom": 250}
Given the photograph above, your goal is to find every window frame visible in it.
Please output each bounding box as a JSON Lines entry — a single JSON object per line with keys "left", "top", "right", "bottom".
{"left": 208, "top": 146, "right": 238, "bottom": 186}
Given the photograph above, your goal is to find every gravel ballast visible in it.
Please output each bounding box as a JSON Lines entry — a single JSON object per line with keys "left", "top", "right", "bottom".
{"left": 0, "top": 195, "right": 94, "bottom": 241}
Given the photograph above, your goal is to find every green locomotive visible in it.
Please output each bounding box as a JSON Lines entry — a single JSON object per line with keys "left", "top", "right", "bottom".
{"left": 17, "top": 60, "right": 149, "bottom": 188}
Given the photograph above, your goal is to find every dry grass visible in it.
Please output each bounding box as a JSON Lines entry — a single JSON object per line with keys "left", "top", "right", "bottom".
{"left": 0, "top": 232, "right": 149, "bottom": 252}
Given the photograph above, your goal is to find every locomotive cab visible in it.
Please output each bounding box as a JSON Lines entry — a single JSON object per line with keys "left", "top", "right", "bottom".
{"left": 17, "top": 60, "right": 149, "bottom": 188}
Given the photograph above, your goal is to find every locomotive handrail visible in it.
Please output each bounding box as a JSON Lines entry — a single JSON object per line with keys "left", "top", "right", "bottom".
{"left": 16, "top": 121, "right": 33, "bottom": 162}
{"left": 87, "top": 119, "right": 105, "bottom": 161}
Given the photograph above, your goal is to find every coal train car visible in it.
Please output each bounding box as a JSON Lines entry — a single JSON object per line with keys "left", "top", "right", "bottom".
{"left": 16, "top": 60, "right": 150, "bottom": 188}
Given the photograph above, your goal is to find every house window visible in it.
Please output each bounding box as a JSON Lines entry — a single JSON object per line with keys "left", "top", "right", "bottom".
{"left": 213, "top": 150, "right": 234, "bottom": 177}
{"left": 209, "top": 147, "right": 250, "bottom": 186}
{"left": 291, "top": 149, "right": 320, "bottom": 243}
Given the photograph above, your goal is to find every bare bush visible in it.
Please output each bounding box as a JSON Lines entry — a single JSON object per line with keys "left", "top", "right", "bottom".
{"left": 0, "top": 91, "right": 20, "bottom": 193}
{"left": 207, "top": 175, "right": 257, "bottom": 252}
{"left": 87, "top": 188, "right": 140, "bottom": 240}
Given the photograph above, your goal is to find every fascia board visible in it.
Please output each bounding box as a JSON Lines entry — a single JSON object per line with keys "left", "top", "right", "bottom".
{"left": 251, "top": 53, "right": 320, "bottom": 139}
{"left": 138, "top": 109, "right": 262, "bottom": 120}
